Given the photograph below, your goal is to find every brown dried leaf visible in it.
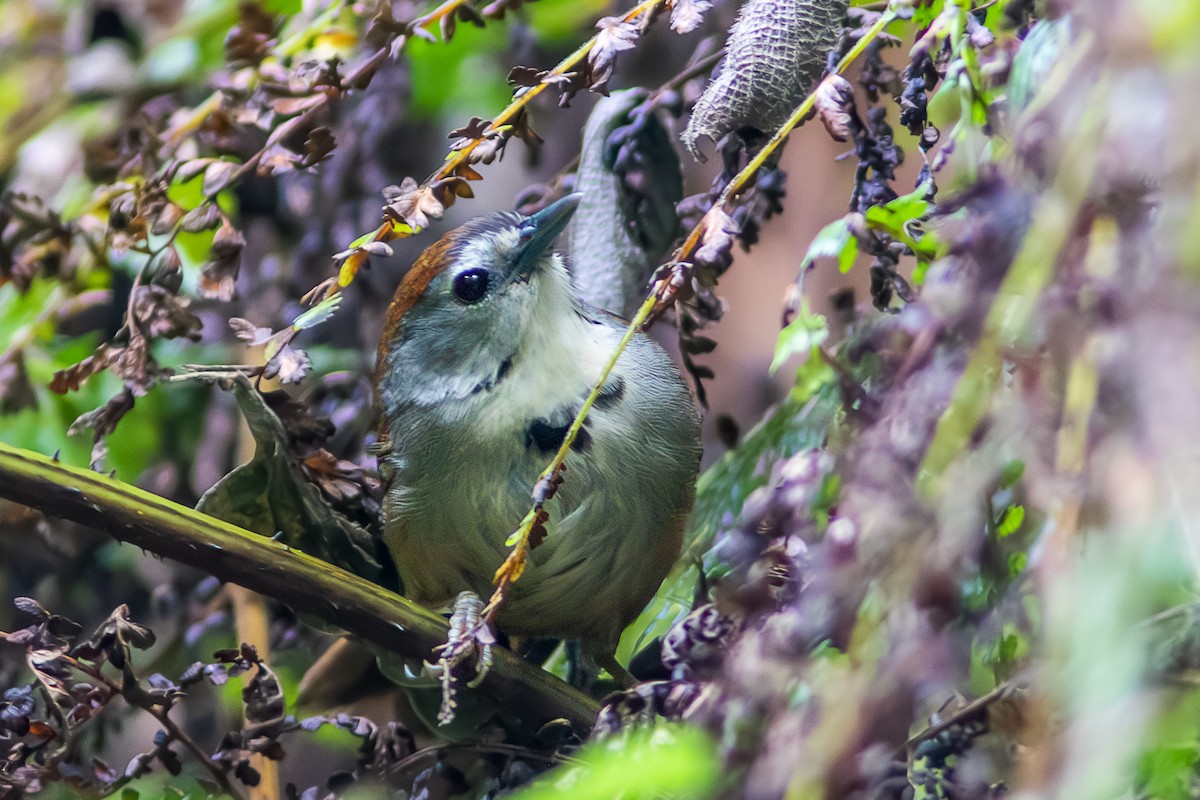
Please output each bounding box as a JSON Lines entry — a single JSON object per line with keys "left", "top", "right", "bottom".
{"left": 225, "top": 2, "right": 276, "bottom": 66}
{"left": 815, "top": 74, "right": 858, "bottom": 142}
{"left": 261, "top": 390, "right": 335, "bottom": 449}
{"left": 301, "top": 449, "right": 367, "bottom": 502}
{"left": 202, "top": 161, "right": 238, "bottom": 197}
{"left": 448, "top": 117, "right": 491, "bottom": 148}
{"left": 230, "top": 318, "right": 274, "bottom": 345}
{"left": 133, "top": 284, "right": 203, "bottom": 341}
{"left": 212, "top": 219, "right": 246, "bottom": 259}
{"left": 457, "top": 164, "right": 483, "bottom": 182}
{"left": 527, "top": 508, "right": 550, "bottom": 550}
{"left": 382, "top": 177, "right": 445, "bottom": 230}
{"left": 179, "top": 203, "right": 222, "bottom": 233}
{"left": 149, "top": 202, "right": 182, "bottom": 236}
{"left": 263, "top": 343, "right": 312, "bottom": 384}
{"left": 111, "top": 330, "right": 152, "bottom": 394}
{"left": 68, "top": 387, "right": 135, "bottom": 439}
{"left": 151, "top": 247, "right": 182, "bottom": 291}
{"left": 0, "top": 354, "right": 38, "bottom": 414}
{"left": 468, "top": 134, "right": 508, "bottom": 166}
{"left": 670, "top": 0, "right": 712, "bottom": 34}
{"left": 589, "top": 16, "right": 639, "bottom": 93}
{"left": 508, "top": 108, "right": 542, "bottom": 146}
{"left": 507, "top": 66, "right": 545, "bottom": 89}
{"left": 695, "top": 209, "right": 737, "bottom": 272}
{"left": 300, "top": 127, "right": 336, "bottom": 167}
{"left": 108, "top": 193, "right": 136, "bottom": 231}
{"left": 201, "top": 220, "right": 245, "bottom": 299}
{"left": 50, "top": 345, "right": 119, "bottom": 394}
{"left": 432, "top": 176, "right": 472, "bottom": 204}
{"left": 269, "top": 94, "right": 324, "bottom": 116}
{"left": 200, "top": 263, "right": 238, "bottom": 301}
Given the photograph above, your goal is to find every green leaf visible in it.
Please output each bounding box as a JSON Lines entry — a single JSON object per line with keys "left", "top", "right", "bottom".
{"left": 262, "top": 0, "right": 302, "bottom": 12}
{"left": 999, "top": 459, "right": 1026, "bottom": 489}
{"left": 509, "top": 726, "right": 719, "bottom": 800}
{"left": 927, "top": 71, "right": 964, "bottom": 131}
{"left": 997, "top": 504, "right": 1024, "bottom": 538}
{"left": 194, "top": 376, "right": 385, "bottom": 582}
{"left": 804, "top": 217, "right": 859, "bottom": 273}
{"left": 910, "top": 0, "right": 946, "bottom": 28}
{"left": 770, "top": 300, "right": 828, "bottom": 374}
{"left": 618, "top": 365, "right": 839, "bottom": 663}
{"left": 864, "top": 184, "right": 931, "bottom": 240}
{"left": 1139, "top": 743, "right": 1199, "bottom": 800}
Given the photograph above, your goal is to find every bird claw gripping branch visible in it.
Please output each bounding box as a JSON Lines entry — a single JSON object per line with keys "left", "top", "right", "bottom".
{"left": 425, "top": 591, "right": 497, "bottom": 725}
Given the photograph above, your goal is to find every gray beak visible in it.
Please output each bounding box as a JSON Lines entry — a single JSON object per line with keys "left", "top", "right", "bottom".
{"left": 512, "top": 193, "right": 581, "bottom": 279}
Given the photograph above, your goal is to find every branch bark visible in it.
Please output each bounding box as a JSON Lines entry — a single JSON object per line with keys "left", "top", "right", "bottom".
{"left": 0, "top": 442, "right": 598, "bottom": 733}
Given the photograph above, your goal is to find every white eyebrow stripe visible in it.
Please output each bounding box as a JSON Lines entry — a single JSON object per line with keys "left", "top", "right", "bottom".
{"left": 454, "top": 226, "right": 521, "bottom": 277}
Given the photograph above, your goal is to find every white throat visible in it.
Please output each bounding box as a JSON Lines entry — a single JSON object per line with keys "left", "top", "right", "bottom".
{"left": 466, "top": 254, "right": 610, "bottom": 434}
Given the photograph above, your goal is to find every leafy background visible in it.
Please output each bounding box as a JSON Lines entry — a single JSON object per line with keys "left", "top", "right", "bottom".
{"left": 5, "top": 0, "right": 1200, "bottom": 799}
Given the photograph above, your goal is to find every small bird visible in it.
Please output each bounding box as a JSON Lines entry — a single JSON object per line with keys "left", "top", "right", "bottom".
{"left": 373, "top": 193, "right": 702, "bottom": 673}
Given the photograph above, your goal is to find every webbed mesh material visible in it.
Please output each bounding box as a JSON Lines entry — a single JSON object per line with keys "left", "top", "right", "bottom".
{"left": 682, "top": 0, "right": 848, "bottom": 158}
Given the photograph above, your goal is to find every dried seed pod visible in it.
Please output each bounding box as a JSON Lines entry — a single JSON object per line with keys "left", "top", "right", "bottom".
{"left": 682, "top": 0, "right": 849, "bottom": 159}
{"left": 567, "top": 89, "right": 683, "bottom": 318}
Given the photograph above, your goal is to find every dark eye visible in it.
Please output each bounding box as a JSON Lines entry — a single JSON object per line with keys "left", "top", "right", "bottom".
{"left": 452, "top": 268, "right": 491, "bottom": 303}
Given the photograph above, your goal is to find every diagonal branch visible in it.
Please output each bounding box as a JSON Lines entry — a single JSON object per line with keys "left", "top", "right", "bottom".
{"left": 486, "top": 4, "right": 900, "bottom": 621}
{"left": 0, "top": 441, "right": 599, "bottom": 734}
{"left": 323, "top": 0, "right": 667, "bottom": 295}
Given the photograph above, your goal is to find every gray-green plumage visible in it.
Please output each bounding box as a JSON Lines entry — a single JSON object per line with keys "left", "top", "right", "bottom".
{"left": 374, "top": 198, "right": 701, "bottom": 655}
{"left": 682, "top": 0, "right": 848, "bottom": 158}
{"left": 567, "top": 90, "right": 682, "bottom": 319}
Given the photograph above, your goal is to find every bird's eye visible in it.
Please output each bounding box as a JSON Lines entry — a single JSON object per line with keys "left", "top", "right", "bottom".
{"left": 451, "top": 268, "right": 491, "bottom": 304}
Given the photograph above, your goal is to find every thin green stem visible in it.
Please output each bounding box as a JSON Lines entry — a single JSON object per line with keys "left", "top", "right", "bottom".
{"left": 488, "top": 2, "right": 900, "bottom": 611}
{"left": 917, "top": 77, "right": 1107, "bottom": 494}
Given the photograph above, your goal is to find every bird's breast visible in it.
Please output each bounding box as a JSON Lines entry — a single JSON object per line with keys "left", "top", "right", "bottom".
{"left": 378, "top": 309, "right": 699, "bottom": 645}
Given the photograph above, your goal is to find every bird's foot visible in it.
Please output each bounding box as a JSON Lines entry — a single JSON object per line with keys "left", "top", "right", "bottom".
{"left": 425, "top": 591, "right": 497, "bottom": 724}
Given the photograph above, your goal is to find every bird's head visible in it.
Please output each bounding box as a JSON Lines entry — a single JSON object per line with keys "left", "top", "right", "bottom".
{"left": 375, "top": 193, "right": 582, "bottom": 408}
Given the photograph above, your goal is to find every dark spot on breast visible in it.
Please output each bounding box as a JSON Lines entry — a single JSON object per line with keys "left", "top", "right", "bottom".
{"left": 496, "top": 357, "right": 513, "bottom": 383}
{"left": 595, "top": 377, "right": 625, "bottom": 409}
{"left": 526, "top": 419, "right": 566, "bottom": 453}
{"left": 525, "top": 415, "right": 591, "bottom": 454}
